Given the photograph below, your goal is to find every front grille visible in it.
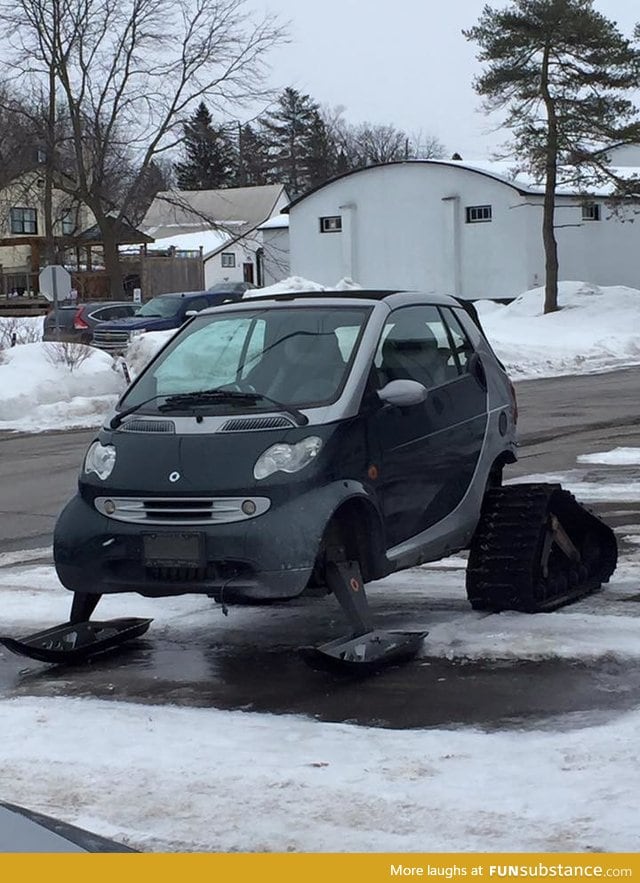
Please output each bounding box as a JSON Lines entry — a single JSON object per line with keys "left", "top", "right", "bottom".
{"left": 94, "top": 495, "right": 270, "bottom": 524}
{"left": 220, "top": 415, "right": 295, "bottom": 431}
{"left": 93, "top": 330, "right": 131, "bottom": 353}
{"left": 120, "top": 419, "right": 175, "bottom": 434}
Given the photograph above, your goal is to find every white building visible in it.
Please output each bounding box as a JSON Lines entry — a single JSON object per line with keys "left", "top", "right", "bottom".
{"left": 256, "top": 214, "right": 290, "bottom": 287}
{"left": 285, "top": 157, "right": 640, "bottom": 300}
{"left": 141, "top": 184, "right": 288, "bottom": 289}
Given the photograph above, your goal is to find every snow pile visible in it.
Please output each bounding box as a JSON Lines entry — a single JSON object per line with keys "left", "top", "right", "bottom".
{"left": 577, "top": 447, "right": 640, "bottom": 466}
{"left": 0, "top": 342, "right": 124, "bottom": 432}
{"left": 479, "top": 282, "right": 640, "bottom": 379}
{"left": 242, "top": 275, "right": 362, "bottom": 298}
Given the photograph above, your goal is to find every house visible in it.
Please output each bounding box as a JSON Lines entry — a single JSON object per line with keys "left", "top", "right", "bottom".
{"left": 0, "top": 168, "right": 92, "bottom": 295}
{"left": 284, "top": 158, "right": 640, "bottom": 300}
{"left": 140, "top": 184, "right": 288, "bottom": 289}
{"left": 256, "top": 214, "right": 290, "bottom": 287}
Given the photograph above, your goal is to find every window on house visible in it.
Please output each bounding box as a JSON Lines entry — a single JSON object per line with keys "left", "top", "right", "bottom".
{"left": 319, "top": 215, "right": 342, "bottom": 233}
{"left": 581, "top": 203, "right": 601, "bottom": 221}
{"left": 465, "top": 205, "right": 492, "bottom": 224}
{"left": 221, "top": 252, "right": 236, "bottom": 268}
{"left": 9, "top": 207, "right": 38, "bottom": 235}
{"left": 61, "top": 213, "right": 75, "bottom": 235}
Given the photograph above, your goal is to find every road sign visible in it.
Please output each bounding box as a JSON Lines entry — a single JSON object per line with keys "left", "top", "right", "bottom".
{"left": 39, "top": 265, "right": 72, "bottom": 303}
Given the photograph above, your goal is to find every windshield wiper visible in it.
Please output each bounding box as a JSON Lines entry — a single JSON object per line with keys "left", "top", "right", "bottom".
{"left": 158, "top": 388, "right": 309, "bottom": 426}
{"left": 109, "top": 394, "right": 170, "bottom": 429}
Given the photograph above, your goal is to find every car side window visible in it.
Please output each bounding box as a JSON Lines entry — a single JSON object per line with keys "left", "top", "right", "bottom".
{"left": 439, "top": 307, "right": 475, "bottom": 373}
{"left": 187, "top": 296, "right": 209, "bottom": 314}
{"left": 376, "top": 305, "right": 459, "bottom": 389}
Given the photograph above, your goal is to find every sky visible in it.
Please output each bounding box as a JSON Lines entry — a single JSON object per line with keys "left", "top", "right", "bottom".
{"left": 257, "top": 0, "right": 640, "bottom": 160}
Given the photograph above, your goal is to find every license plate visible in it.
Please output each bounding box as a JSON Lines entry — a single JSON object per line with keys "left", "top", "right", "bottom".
{"left": 143, "top": 533, "right": 204, "bottom": 566}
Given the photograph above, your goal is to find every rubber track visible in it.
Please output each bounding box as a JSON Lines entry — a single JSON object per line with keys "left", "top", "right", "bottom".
{"left": 466, "top": 483, "right": 618, "bottom": 613}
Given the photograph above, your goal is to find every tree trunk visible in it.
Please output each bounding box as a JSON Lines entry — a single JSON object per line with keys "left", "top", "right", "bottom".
{"left": 541, "top": 43, "right": 559, "bottom": 314}
{"left": 43, "top": 64, "right": 57, "bottom": 268}
{"left": 99, "top": 220, "right": 124, "bottom": 298}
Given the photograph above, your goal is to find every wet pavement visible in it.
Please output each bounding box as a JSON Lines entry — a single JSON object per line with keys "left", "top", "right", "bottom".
{"left": 3, "top": 638, "right": 640, "bottom": 732}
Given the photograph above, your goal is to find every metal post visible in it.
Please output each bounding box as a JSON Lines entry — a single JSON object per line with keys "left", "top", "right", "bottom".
{"left": 52, "top": 267, "right": 60, "bottom": 334}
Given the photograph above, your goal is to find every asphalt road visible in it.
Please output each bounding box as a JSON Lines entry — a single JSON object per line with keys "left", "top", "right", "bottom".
{"left": 1, "top": 366, "right": 639, "bottom": 554}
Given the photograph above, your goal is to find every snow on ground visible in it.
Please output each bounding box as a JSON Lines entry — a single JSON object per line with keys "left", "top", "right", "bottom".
{"left": 0, "top": 341, "right": 125, "bottom": 433}
{"left": 578, "top": 447, "right": 640, "bottom": 466}
{"left": 0, "top": 541, "right": 639, "bottom": 852}
{"left": 478, "top": 281, "right": 640, "bottom": 379}
{"left": 0, "top": 447, "right": 639, "bottom": 851}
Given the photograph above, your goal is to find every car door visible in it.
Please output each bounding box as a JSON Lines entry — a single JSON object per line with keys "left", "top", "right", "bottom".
{"left": 367, "top": 304, "right": 488, "bottom": 548}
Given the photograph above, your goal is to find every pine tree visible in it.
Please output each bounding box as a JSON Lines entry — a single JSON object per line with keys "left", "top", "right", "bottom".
{"left": 465, "top": 0, "right": 640, "bottom": 313}
{"left": 303, "top": 110, "right": 336, "bottom": 189}
{"left": 261, "top": 87, "right": 320, "bottom": 196}
{"left": 235, "top": 123, "right": 271, "bottom": 186}
{"left": 175, "top": 102, "right": 237, "bottom": 190}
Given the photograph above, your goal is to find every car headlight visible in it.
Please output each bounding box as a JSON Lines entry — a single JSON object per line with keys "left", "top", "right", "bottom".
{"left": 84, "top": 441, "right": 117, "bottom": 480}
{"left": 254, "top": 437, "right": 322, "bottom": 480}
{"left": 129, "top": 329, "right": 146, "bottom": 338}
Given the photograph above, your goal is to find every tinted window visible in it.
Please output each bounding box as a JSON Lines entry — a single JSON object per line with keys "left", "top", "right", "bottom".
{"left": 376, "top": 305, "right": 460, "bottom": 389}
{"left": 186, "top": 296, "right": 210, "bottom": 313}
{"left": 439, "top": 307, "right": 475, "bottom": 373}
{"left": 136, "top": 295, "right": 183, "bottom": 318}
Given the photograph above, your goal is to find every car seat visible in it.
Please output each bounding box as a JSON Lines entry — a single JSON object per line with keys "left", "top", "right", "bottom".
{"left": 380, "top": 317, "right": 449, "bottom": 389}
{"left": 248, "top": 332, "right": 346, "bottom": 404}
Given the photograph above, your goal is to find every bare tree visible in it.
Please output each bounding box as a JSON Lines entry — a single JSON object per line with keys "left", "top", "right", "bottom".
{"left": 0, "top": 0, "right": 286, "bottom": 297}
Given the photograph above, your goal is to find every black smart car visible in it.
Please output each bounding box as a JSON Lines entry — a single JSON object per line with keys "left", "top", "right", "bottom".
{"left": 8, "top": 289, "right": 613, "bottom": 670}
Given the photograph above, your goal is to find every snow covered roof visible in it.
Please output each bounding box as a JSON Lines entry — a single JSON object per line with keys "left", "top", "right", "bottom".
{"left": 284, "top": 159, "right": 640, "bottom": 210}
{"left": 141, "top": 228, "right": 230, "bottom": 255}
{"left": 141, "top": 184, "right": 287, "bottom": 240}
{"left": 257, "top": 214, "right": 289, "bottom": 230}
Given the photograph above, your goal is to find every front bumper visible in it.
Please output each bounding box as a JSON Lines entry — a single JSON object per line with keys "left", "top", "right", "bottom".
{"left": 53, "top": 483, "right": 364, "bottom": 601}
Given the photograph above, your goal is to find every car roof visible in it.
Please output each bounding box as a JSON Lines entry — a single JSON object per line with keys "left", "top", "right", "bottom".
{"left": 240, "top": 289, "right": 464, "bottom": 308}
{"left": 155, "top": 290, "right": 209, "bottom": 298}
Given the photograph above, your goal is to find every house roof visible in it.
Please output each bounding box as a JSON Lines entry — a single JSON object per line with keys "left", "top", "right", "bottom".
{"left": 140, "top": 184, "right": 287, "bottom": 243}
{"left": 76, "top": 218, "right": 153, "bottom": 245}
{"left": 283, "top": 158, "right": 640, "bottom": 211}
{"left": 257, "top": 214, "right": 289, "bottom": 230}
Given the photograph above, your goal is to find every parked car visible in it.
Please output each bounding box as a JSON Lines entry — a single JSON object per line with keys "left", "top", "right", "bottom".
{"left": 42, "top": 301, "right": 138, "bottom": 344}
{"left": 2, "top": 290, "right": 616, "bottom": 673}
{"left": 92, "top": 288, "right": 245, "bottom": 354}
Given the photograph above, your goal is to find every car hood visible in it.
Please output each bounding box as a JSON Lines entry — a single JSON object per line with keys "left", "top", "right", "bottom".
{"left": 95, "top": 316, "right": 175, "bottom": 332}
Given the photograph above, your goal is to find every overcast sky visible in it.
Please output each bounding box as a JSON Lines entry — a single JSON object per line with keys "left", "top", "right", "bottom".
{"left": 257, "top": 0, "right": 639, "bottom": 159}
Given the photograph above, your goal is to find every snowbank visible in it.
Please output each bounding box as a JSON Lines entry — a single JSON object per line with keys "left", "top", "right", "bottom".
{"left": 242, "top": 275, "right": 362, "bottom": 298}
{"left": 479, "top": 281, "right": 640, "bottom": 379}
{"left": 0, "top": 342, "right": 124, "bottom": 432}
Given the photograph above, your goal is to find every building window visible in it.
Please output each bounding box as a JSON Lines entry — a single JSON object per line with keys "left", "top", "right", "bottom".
{"left": 61, "top": 213, "right": 75, "bottom": 235}
{"left": 221, "top": 252, "right": 236, "bottom": 268}
{"left": 9, "top": 207, "right": 38, "bottom": 234}
{"left": 465, "top": 205, "right": 492, "bottom": 224}
{"left": 582, "top": 203, "right": 601, "bottom": 221}
{"left": 319, "top": 215, "right": 342, "bottom": 233}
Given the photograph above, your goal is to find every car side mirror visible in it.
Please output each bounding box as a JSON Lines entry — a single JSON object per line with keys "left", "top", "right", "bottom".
{"left": 184, "top": 310, "right": 199, "bottom": 318}
{"left": 377, "top": 379, "right": 428, "bottom": 407}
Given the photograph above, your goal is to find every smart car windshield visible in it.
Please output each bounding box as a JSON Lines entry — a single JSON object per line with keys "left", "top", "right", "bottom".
{"left": 119, "top": 305, "right": 372, "bottom": 414}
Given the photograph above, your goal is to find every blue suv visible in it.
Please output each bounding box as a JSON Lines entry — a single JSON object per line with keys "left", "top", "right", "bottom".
{"left": 92, "top": 286, "right": 248, "bottom": 354}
